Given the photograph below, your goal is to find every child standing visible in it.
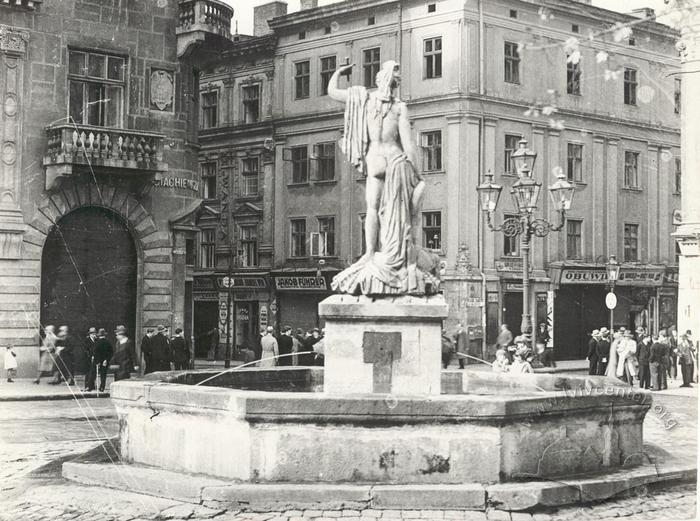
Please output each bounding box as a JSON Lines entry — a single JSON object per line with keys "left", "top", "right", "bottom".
{"left": 492, "top": 348, "right": 510, "bottom": 373}
{"left": 5, "top": 345, "right": 17, "bottom": 382}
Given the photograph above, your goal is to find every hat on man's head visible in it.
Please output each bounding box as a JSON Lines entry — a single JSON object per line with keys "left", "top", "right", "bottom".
{"left": 295, "top": 328, "right": 304, "bottom": 335}
{"left": 312, "top": 328, "right": 320, "bottom": 333}
{"left": 146, "top": 328, "right": 155, "bottom": 333}
{"left": 114, "top": 325, "right": 127, "bottom": 335}
{"left": 600, "top": 327, "right": 609, "bottom": 335}
{"left": 623, "top": 330, "right": 634, "bottom": 337}
{"left": 592, "top": 329, "right": 600, "bottom": 336}
{"left": 175, "top": 328, "right": 183, "bottom": 334}
{"left": 157, "top": 325, "right": 166, "bottom": 332}
{"left": 97, "top": 328, "right": 107, "bottom": 337}
{"left": 88, "top": 327, "right": 97, "bottom": 334}
{"left": 513, "top": 335, "right": 527, "bottom": 344}
{"left": 284, "top": 325, "right": 292, "bottom": 332}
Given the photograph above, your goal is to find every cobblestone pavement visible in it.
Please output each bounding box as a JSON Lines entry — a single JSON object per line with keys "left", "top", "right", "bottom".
{"left": 0, "top": 383, "right": 695, "bottom": 521}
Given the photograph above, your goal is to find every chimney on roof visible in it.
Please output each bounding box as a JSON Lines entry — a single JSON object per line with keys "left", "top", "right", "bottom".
{"left": 254, "top": 1, "right": 288, "bottom": 37}
{"left": 300, "top": 0, "right": 319, "bottom": 10}
{"left": 629, "top": 7, "right": 656, "bottom": 20}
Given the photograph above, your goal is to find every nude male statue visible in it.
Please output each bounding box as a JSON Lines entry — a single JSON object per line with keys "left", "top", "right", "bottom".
{"left": 327, "top": 61, "right": 425, "bottom": 257}
{"left": 327, "top": 60, "right": 439, "bottom": 295}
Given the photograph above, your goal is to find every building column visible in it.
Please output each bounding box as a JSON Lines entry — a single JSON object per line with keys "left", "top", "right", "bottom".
{"left": 672, "top": 2, "right": 700, "bottom": 338}
{"left": 445, "top": 114, "right": 464, "bottom": 271}
{"left": 171, "top": 231, "right": 187, "bottom": 332}
{"left": 591, "top": 136, "right": 606, "bottom": 260}
{"left": 0, "top": 27, "right": 28, "bottom": 259}
{"left": 532, "top": 126, "right": 546, "bottom": 269}
{"left": 606, "top": 138, "right": 620, "bottom": 257}
{"left": 482, "top": 118, "right": 497, "bottom": 270}
{"left": 647, "top": 144, "right": 660, "bottom": 264}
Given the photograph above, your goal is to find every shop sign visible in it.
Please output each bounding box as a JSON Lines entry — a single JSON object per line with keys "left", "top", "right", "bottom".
{"left": 194, "top": 277, "right": 214, "bottom": 290}
{"left": 605, "top": 292, "right": 618, "bottom": 310}
{"left": 561, "top": 268, "right": 665, "bottom": 286}
{"left": 465, "top": 297, "right": 483, "bottom": 307}
{"left": 259, "top": 305, "right": 268, "bottom": 329}
{"left": 505, "top": 282, "right": 523, "bottom": 292}
{"left": 216, "top": 276, "right": 267, "bottom": 289}
{"left": 274, "top": 276, "right": 327, "bottom": 291}
{"left": 153, "top": 176, "right": 199, "bottom": 192}
{"left": 496, "top": 258, "right": 523, "bottom": 271}
{"left": 237, "top": 308, "right": 249, "bottom": 321}
{"left": 194, "top": 292, "right": 218, "bottom": 301}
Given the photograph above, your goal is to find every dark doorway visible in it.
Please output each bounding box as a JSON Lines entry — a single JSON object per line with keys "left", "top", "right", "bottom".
{"left": 503, "top": 292, "right": 523, "bottom": 338}
{"left": 41, "top": 206, "right": 138, "bottom": 373}
{"left": 193, "top": 300, "right": 219, "bottom": 358}
{"left": 554, "top": 285, "right": 608, "bottom": 360}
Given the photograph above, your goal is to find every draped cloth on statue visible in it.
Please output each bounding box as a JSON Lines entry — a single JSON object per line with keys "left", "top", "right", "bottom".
{"left": 332, "top": 154, "right": 440, "bottom": 295}
{"left": 338, "top": 86, "right": 370, "bottom": 175}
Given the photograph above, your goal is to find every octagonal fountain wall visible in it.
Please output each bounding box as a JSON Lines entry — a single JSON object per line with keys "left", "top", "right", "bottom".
{"left": 113, "top": 295, "right": 651, "bottom": 485}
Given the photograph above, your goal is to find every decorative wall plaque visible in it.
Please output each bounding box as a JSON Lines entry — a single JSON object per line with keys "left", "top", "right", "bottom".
{"left": 150, "top": 69, "right": 174, "bottom": 111}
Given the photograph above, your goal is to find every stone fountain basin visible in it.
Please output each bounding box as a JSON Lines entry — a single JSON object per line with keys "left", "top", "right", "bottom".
{"left": 113, "top": 369, "right": 650, "bottom": 485}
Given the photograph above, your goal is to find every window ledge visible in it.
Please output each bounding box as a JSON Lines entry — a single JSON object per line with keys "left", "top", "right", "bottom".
{"left": 288, "top": 256, "right": 309, "bottom": 261}
{"left": 287, "top": 182, "right": 310, "bottom": 188}
{"left": 423, "top": 170, "right": 445, "bottom": 175}
{"left": 673, "top": 191, "right": 681, "bottom": 196}
{"left": 311, "top": 255, "right": 339, "bottom": 260}
{"left": 314, "top": 179, "right": 337, "bottom": 185}
{"left": 567, "top": 92, "right": 582, "bottom": 97}
{"left": 502, "top": 173, "right": 518, "bottom": 178}
{"left": 573, "top": 181, "right": 587, "bottom": 187}
{"left": 622, "top": 187, "right": 644, "bottom": 193}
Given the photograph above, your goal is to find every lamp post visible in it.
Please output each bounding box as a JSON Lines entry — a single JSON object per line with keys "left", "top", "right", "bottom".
{"left": 477, "top": 139, "right": 575, "bottom": 344}
{"left": 605, "top": 255, "right": 621, "bottom": 334}
{"left": 224, "top": 244, "right": 242, "bottom": 369}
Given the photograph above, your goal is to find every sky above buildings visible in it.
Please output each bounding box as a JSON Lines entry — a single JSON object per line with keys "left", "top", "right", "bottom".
{"left": 226, "top": 0, "right": 671, "bottom": 36}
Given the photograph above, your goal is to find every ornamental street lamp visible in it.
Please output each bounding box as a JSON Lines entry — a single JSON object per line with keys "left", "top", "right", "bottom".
{"left": 224, "top": 244, "right": 243, "bottom": 369}
{"left": 606, "top": 254, "right": 621, "bottom": 333}
{"left": 477, "top": 139, "right": 575, "bottom": 344}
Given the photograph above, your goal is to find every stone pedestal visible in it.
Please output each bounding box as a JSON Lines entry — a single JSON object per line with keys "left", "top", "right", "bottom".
{"left": 318, "top": 294, "right": 448, "bottom": 396}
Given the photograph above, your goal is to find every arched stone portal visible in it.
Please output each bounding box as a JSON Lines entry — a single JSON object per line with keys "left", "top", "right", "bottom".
{"left": 40, "top": 206, "right": 137, "bottom": 373}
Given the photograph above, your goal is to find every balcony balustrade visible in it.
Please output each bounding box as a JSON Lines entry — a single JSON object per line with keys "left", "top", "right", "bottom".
{"left": 177, "top": 0, "right": 233, "bottom": 57}
{"left": 43, "top": 124, "right": 168, "bottom": 191}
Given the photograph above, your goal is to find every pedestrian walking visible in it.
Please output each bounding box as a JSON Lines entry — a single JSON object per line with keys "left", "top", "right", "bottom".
{"left": 669, "top": 329, "right": 679, "bottom": 381}
{"left": 113, "top": 325, "right": 136, "bottom": 381}
{"left": 150, "top": 325, "right": 172, "bottom": 372}
{"left": 170, "top": 328, "right": 190, "bottom": 370}
{"left": 34, "top": 325, "right": 57, "bottom": 384}
{"left": 441, "top": 329, "right": 455, "bottom": 369}
{"left": 4, "top": 345, "right": 17, "bottom": 382}
{"left": 649, "top": 332, "right": 669, "bottom": 391}
{"left": 596, "top": 328, "right": 611, "bottom": 376}
{"left": 277, "top": 326, "right": 294, "bottom": 366}
{"left": 453, "top": 323, "right": 468, "bottom": 369}
{"left": 497, "top": 324, "right": 513, "bottom": 362}
{"left": 586, "top": 329, "right": 600, "bottom": 375}
{"left": 140, "top": 328, "right": 155, "bottom": 374}
{"left": 93, "top": 328, "right": 113, "bottom": 392}
{"left": 51, "top": 325, "right": 75, "bottom": 385}
{"left": 83, "top": 327, "right": 98, "bottom": 391}
{"left": 616, "top": 330, "right": 638, "bottom": 385}
{"left": 678, "top": 331, "right": 696, "bottom": 388}
{"left": 206, "top": 327, "right": 220, "bottom": 361}
{"left": 259, "top": 326, "right": 278, "bottom": 367}
{"left": 636, "top": 333, "right": 652, "bottom": 389}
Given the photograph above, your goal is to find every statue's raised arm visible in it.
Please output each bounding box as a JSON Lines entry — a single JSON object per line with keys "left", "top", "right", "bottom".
{"left": 327, "top": 63, "right": 354, "bottom": 103}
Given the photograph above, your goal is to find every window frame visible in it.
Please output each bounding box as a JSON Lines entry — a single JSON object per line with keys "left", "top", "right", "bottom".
{"left": 363, "top": 47, "right": 381, "bottom": 88}
{"left": 198, "top": 228, "right": 216, "bottom": 269}
{"left": 319, "top": 55, "right": 337, "bottom": 96}
{"left": 504, "top": 133, "right": 522, "bottom": 176}
{"left": 240, "top": 157, "right": 259, "bottom": 197}
{"left": 315, "top": 216, "right": 336, "bottom": 257}
{"left": 566, "top": 56, "right": 581, "bottom": 95}
{"left": 623, "top": 67, "right": 638, "bottom": 106}
{"left": 674, "top": 158, "right": 681, "bottom": 194}
{"left": 200, "top": 161, "right": 217, "bottom": 200}
{"left": 289, "top": 145, "right": 309, "bottom": 184}
{"left": 294, "top": 60, "right": 311, "bottom": 100}
{"left": 201, "top": 90, "right": 219, "bottom": 129}
{"left": 239, "top": 224, "right": 259, "bottom": 267}
{"left": 67, "top": 49, "right": 126, "bottom": 128}
{"left": 674, "top": 78, "right": 681, "bottom": 114}
{"left": 623, "top": 150, "right": 640, "bottom": 189}
{"left": 566, "top": 219, "right": 583, "bottom": 259}
{"left": 566, "top": 143, "right": 583, "bottom": 182}
{"left": 422, "top": 211, "right": 442, "bottom": 251}
{"left": 421, "top": 130, "right": 443, "bottom": 172}
{"left": 241, "top": 84, "right": 261, "bottom": 124}
{"left": 504, "top": 41, "right": 520, "bottom": 84}
{"left": 289, "top": 218, "right": 307, "bottom": 258}
{"left": 623, "top": 223, "right": 639, "bottom": 262}
{"left": 313, "top": 142, "right": 336, "bottom": 182}
{"left": 423, "top": 37, "right": 442, "bottom": 79}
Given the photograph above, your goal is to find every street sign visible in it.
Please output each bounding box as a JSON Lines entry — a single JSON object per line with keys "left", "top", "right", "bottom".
{"left": 605, "top": 292, "right": 618, "bottom": 310}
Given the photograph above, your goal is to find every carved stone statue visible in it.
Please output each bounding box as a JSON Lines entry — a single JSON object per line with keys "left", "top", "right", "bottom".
{"left": 328, "top": 60, "right": 440, "bottom": 295}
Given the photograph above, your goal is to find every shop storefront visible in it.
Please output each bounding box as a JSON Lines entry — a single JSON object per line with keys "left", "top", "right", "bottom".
{"left": 272, "top": 271, "right": 336, "bottom": 333}
{"left": 550, "top": 263, "right": 677, "bottom": 360}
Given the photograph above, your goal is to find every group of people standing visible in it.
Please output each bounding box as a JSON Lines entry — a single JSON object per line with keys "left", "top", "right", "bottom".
{"left": 139, "top": 325, "right": 191, "bottom": 373}
{"left": 257, "top": 326, "right": 325, "bottom": 367}
{"left": 587, "top": 326, "right": 697, "bottom": 390}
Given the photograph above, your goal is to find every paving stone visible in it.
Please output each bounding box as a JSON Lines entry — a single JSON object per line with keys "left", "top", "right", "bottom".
{"left": 322, "top": 512, "right": 342, "bottom": 518}
{"left": 399, "top": 513, "right": 422, "bottom": 519}
{"left": 359, "top": 510, "right": 381, "bottom": 518}
{"left": 486, "top": 510, "right": 510, "bottom": 521}
{"left": 419, "top": 511, "right": 444, "bottom": 519}
{"left": 304, "top": 511, "right": 324, "bottom": 518}
{"left": 341, "top": 511, "right": 361, "bottom": 517}
{"left": 462, "top": 512, "right": 488, "bottom": 521}
{"left": 380, "top": 511, "right": 402, "bottom": 518}
{"left": 510, "top": 514, "right": 532, "bottom": 521}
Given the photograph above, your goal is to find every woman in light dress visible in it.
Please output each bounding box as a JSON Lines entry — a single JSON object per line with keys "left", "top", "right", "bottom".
{"left": 616, "top": 330, "right": 638, "bottom": 384}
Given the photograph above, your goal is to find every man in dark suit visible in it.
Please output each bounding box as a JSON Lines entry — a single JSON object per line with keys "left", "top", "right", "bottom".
{"left": 596, "top": 328, "right": 611, "bottom": 376}
{"left": 586, "top": 329, "right": 600, "bottom": 375}
{"left": 83, "top": 327, "right": 98, "bottom": 391}
{"left": 171, "top": 328, "right": 189, "bottom": 370}
{"left": 650, "top": 332, "right": 669, "bottom": 391}
{"left": 277, "top": 326, "right": 294, "bottom": 366}
{"left": 452, "top": 323, "right": 468, "bottom": 369}
{"left": 140, "top": 328, "right": 155, "bottom": 374}
{"left": 150, "top": 325, "right": 172, "bottom": 372}
{"left": 636, "top": 333, "right": 652, "bottom": 389}
{"left": 93, "top": 328, "right": 113, "bottom": 392}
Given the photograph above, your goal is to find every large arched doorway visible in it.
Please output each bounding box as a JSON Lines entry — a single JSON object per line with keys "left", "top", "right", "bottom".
{"left": 41, "top": 206, "right": 138, "bottom": 373}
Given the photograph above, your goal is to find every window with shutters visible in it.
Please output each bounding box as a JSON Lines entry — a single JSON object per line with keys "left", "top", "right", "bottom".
{"left": 68, "top": 50, "right": 125, "bottom": 127}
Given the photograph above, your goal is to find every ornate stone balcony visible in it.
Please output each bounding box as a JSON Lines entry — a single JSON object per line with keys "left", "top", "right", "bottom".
{"left": 177, "top": 0, "right": 233, "bottom": 58}
{"left": 43, "top": 124, "right": 168, "bottom": 191}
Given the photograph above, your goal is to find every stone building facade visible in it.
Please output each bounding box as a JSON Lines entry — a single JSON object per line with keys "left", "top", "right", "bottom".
{"left": 0, "top": 0, "right": 233, "bottom": 376}
{"left": 198, "top": 0, "right": 681, "bottom": 360}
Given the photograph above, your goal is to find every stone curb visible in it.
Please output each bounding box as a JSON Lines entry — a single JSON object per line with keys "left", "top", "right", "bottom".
{"left": 0, "top": 391, "right": 110, "bottom": 402}
{"left": 62, "top": 460, "right": 697, "bottom": 512}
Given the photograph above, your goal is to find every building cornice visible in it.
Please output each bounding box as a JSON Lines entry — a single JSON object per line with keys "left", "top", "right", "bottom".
{"left": 268, "top": 0, "right": 398, "bottom": 31}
